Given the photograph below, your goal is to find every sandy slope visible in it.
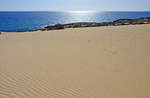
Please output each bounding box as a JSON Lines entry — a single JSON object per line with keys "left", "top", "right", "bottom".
{"left": 0, "top": 24, "right": 150, "bottom": 98}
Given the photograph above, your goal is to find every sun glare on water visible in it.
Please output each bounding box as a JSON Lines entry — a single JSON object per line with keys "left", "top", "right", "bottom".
{"left": 66, "top": 11, "right": 96, "bottom": 22}
{"left": 68, "top": 11, "right": 95, "bottom": 14}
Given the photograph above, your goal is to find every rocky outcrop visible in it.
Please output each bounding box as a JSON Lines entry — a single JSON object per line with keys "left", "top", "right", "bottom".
{"left": 113, "top": 17, "right": 150, "bottom": 25}
{"left": 39, "top": 17, "right": 150, "bottom": 31}
{"left": 43, "top": 24, "right": 65, "bottom": 30}
{"left": 17, "top": 30, "right": 23, "bottom": 32}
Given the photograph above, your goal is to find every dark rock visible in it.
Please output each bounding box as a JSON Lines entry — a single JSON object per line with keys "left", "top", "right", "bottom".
{"left": 54, "top": 24, "right": 65, "bottom": 29}
{"left": 44, "top": 24, "right": 65, "bottom": 30}
{"left": 17, "top": 30, "right": 23, "bottom": 32}
{"left": 113, "top": 19, "right": 132, "bottom": 23}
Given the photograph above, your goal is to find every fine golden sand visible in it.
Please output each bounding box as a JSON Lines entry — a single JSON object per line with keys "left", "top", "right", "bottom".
{"left": 0, "top": 24, "right": 150, "bottom": 98}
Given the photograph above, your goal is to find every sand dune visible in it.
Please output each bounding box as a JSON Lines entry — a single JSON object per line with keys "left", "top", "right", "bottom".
{"left": 0, "top": 25, "right": 150, "bottom": 98}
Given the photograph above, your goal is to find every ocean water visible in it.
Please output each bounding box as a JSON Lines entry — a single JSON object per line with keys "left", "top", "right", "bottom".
{"left": 0, "top": 11, "right": 150, "bottom": 32}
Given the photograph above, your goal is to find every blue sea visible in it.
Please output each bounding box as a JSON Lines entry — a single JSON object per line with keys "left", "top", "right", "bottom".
{"left": 0, "top": 11, "right": 150, "bottom": 32}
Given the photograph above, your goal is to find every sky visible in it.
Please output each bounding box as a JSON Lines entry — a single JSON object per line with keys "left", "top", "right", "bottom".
{"left": 0, "top": 0, "right": 150, "bottom": 11}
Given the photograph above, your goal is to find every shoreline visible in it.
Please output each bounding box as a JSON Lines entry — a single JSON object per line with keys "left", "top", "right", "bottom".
{"left": 33, "top": 16, "right": 150, "bottom": 31}
{"left": 1, "top": 23, "right": 150, "bottom": 34}
{"left": 1, "top": 16, "right": 150, "bottom": 33}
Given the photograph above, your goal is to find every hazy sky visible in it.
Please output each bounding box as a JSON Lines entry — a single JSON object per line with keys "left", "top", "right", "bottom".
{"left": 0, "top": 0, "right": 150, "bottom": 11}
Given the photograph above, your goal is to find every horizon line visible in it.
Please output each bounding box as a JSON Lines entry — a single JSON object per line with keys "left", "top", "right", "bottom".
{"left": 0, "top": 10, "right": 150, "bottom": 12}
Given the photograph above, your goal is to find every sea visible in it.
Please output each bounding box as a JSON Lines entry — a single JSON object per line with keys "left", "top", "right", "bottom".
{"left": 0, "top": 11, "right": 150, "bottom": 32}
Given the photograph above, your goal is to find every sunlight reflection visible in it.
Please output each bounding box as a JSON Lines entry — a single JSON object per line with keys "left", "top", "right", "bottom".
{"left": 68, "top": 11, "right": 95, "bottom": 15}
{"left": 66, "top": 11, "right": 96, "bottom": 23}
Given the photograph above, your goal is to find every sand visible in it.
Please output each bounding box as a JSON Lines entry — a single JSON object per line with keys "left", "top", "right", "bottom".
{"left": 0, "top": 24, "right": 150, "bottom": 98}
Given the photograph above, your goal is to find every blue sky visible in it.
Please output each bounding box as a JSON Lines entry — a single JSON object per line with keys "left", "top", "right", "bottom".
{"left": 0, "top": 0, "right": 150, "bottom": 11}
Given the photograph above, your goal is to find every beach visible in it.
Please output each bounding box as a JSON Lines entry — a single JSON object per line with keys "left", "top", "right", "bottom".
{"left": 0, "top": 24, "right": 150, "bottom": 98}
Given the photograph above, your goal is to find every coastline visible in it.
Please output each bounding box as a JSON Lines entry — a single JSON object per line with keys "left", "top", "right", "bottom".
{"left": 38, "top": 17, "right": 150, "bottom": 31}
{"left": 1, "top": 16, "right": 150, "bottom": 33}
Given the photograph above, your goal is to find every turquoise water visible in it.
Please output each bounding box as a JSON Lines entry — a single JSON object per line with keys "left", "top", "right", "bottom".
{"left": 0, "top": 11, "right": 150, "bottom": 32}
